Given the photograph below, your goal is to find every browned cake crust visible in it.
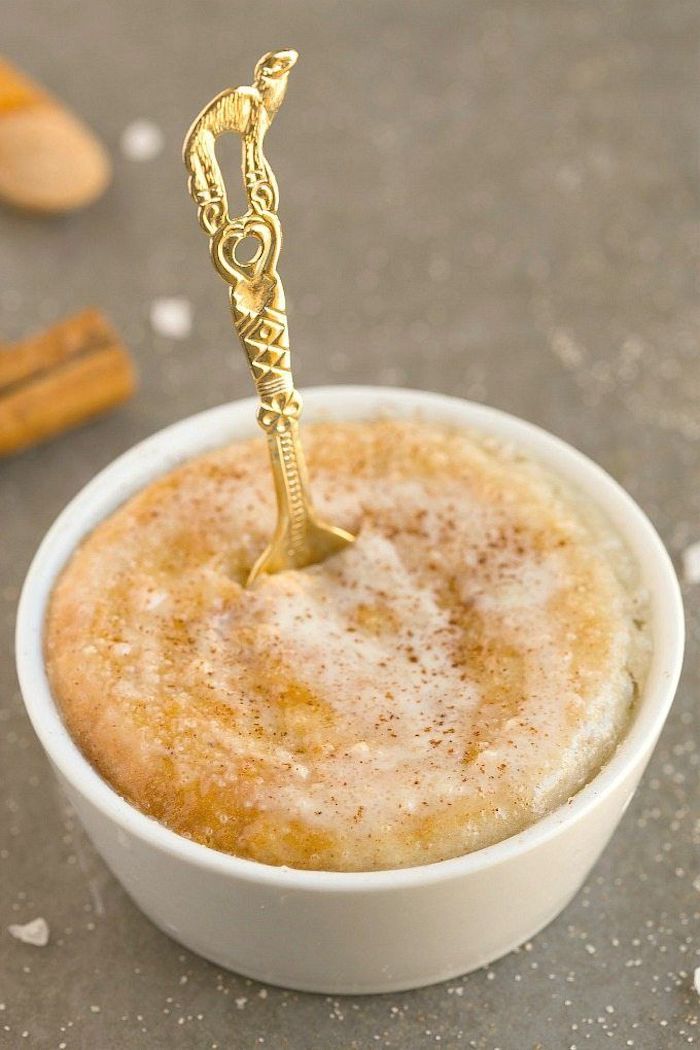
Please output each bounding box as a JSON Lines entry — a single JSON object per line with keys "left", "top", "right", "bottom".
{"left": 46, "top": 420, "right": 649, "bottom": 871}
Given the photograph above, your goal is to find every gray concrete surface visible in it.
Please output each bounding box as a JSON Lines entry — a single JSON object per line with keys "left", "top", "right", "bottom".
{"left": 1, "top": 1, "right": 698, "bottom": 1047}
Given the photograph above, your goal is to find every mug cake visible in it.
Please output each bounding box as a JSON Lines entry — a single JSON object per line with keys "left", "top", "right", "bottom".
{"left": 46, "top": 418, "right": 650, "bottom": 871}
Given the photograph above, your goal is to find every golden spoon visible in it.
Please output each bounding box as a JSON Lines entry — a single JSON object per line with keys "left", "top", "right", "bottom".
{"left": 183, "top": 49, "right": 355, "bottom": 584}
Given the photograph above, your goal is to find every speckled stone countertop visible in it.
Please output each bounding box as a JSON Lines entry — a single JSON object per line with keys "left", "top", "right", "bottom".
{"left": 1, "top": 1, "right": 698, "bottom": 1047}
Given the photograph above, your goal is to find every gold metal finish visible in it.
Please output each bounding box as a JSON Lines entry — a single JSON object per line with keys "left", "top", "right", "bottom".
{"left": 183, "top": 50, "right": 355, "bottom": 584}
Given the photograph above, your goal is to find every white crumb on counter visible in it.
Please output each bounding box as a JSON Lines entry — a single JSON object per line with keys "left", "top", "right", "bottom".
{"left": 150, "top": 298, "right": 192, "bottom": 340}
{"left": 120, "top": 119, "right": 165, "bottom": 161}
{"left": 8, "top": 917, "right": 50, "bottom": 947}
{"left": 681, "top": 541, "right": 700, "bottom": 584}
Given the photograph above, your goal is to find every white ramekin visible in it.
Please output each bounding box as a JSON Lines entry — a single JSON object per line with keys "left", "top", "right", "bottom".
{"left": 16, "top": 387, "right": 684, "bottom": 994}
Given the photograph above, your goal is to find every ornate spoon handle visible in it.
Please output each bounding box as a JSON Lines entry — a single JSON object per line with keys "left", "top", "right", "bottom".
{"left": 183, "top": 50, "right": 354, "bottom": 583}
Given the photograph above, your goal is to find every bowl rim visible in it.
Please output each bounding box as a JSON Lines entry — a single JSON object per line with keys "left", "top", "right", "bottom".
{"left": 15, "top": 385, "right": 685, "bottom": 892}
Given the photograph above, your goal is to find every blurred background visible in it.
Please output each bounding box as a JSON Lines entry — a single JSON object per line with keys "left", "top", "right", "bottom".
{"left": 1, "top": 1, "right": 698, "bottom": 1047}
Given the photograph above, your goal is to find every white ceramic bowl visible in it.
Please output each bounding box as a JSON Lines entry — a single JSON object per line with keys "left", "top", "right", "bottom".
{"left": 16, "top": 387, "right": 684, "bottom": 994}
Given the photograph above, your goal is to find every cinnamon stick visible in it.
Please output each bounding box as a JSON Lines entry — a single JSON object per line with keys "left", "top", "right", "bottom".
{"left": 0, "top": 309, "right": 137, "bottom": 456}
